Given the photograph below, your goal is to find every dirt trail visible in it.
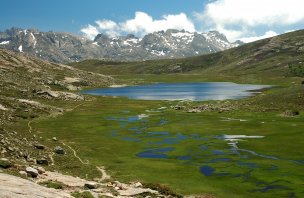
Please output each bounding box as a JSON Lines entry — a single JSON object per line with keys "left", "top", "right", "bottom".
{"left": 97, "top": 166, "right": 111, "bottom": 181}
{"left": 28, "top": 120, "right": 32, "bottom": 133}
{"left": 27, "top": 101, "right": 111, "bottom": 181}
{"left": 61, "top": 142, "right": 90, "bottom": 165}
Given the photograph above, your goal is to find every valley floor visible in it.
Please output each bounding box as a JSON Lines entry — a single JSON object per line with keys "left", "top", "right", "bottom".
{"left": 1, "top": 74, "right": 304, "bottom": 198}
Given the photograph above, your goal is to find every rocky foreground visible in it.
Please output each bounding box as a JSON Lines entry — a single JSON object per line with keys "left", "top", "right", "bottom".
{"left": 0, "top": 167, "right": 161, "bottom": 198}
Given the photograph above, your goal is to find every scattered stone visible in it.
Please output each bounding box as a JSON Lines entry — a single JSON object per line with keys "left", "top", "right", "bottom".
{"left": 133, "top": 182, "right": 143, "bottom": 188}
{"left": 27, "top": 158, "right": 36, "bottom": 163}
{"left": 52, "top": 137, "right": 57, "bottom": 141}
{"left": 171, "top": 105, "right": 184, "bottom": 110}
{"left": 33, "top": 166, "right": 45, "bottom": 174}
{"left": 0, "top": 104, "right": 8, "bottom": 111}
{"left": 1, "top": 148, "right": 7, "bottom": 154}
{"left": 25, "top": 167, "right": 39, "bottom": 178}
{"left": 7, "top": 146, "right": 15, "bottom": 152}
{"left": 113, "top": 181, "right": 124, "bottom": 190}
{"left": 0, "top": 158, "right": 12, "bottom": 169}
{"left": 282, "top": 110, "right": 300, "bottom": 117}
{"left": 34, "top": 143, "right": 45, "bottom": 150}
{"left": 66, "top": 84, "right": 79, "bottom": 91}
{"left": 84, "top": 181, "right": 98, "bottom": 189}
{"left": 187, "top": 109, "right": 201, "bottom": 113}
{"left": 54, "top": 146, "right": 65, "bottom": 154}
{"left": 118, "top": 187, "right": 158, "bottom": 196}
{"left": 18, "top": 171, "right": 28, "bottom": 177}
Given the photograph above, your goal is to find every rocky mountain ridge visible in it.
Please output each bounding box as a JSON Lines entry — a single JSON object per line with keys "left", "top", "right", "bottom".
{"left": 0, "top": 27, "right": 241, "bottom": 63}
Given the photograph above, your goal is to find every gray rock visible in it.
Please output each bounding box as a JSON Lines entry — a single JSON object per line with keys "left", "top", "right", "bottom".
{"left": 34, "top": 143, "right": 45, "bottom": 149}
{"left": 54, "top": 146, "right": 65, "bottom": 154}
{"left": 52, "top": 137, "right": 57, "bottom": 141}
{"left": 25, "top": 167, "right": 39, "bottom": 178}
{"left": 84, "top": 181, "right": 98, "bottom": 189}
{"left": 36, "top": 159, "right": 48, "bottom": 165}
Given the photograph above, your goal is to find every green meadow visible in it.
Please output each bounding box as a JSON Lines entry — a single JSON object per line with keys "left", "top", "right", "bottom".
{"left": 31, "top": 74, "right": 304, "bottom": 198}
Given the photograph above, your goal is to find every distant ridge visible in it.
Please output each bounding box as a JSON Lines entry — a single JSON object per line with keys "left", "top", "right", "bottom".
{"left": 0, "top": 27, "right": 241, "bottom": 63}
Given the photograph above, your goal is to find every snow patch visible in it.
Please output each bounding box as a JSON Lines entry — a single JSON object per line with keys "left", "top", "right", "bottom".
{"left": 172, "top": 32, "right": 194, "bottom": 38}
{"left": 151, "top": 50, "right": 166, "bottom": 56}
{"left": 0, "top": 41, "right": 10, "bottom": 45}
{"left": 18, "top": 45, "right": 23, "bottom": 53}
{"left": 172, "top": 32, "right": 194, "bottom": 44}
{"left": 92, "top": 42, "right": 99, "bottom": 46}
{"left": 30, "top": 32, "right": 37, "bottom": 48}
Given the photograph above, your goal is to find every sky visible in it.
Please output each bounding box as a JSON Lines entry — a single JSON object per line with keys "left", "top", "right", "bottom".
{"left": 1, "top": 0, "right": 304, "bottom": 42}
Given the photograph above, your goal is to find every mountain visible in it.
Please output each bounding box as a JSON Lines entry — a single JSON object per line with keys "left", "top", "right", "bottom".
{"left": 70, "top": 29, "right": 304, "bottom": 78}
{"left": 0, "top": 27, "right": 241, "bottom": 63}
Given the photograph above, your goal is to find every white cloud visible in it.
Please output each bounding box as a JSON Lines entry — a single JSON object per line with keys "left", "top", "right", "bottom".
{"left": 81, "top": 11, "right": 196, "bottom": 39}
{"left": 240, "top": 31, "right": 278, "bottom": 43}
{"left": 96, "top": 20, "right": 118, "bottom": 30}
{"left": 95, "top": 19, "right": 119, "bottom": 37}
{"left": 120, "top": 12, "right": 195, "bottom": 36}
{"left": 80, "top": 24, "right": 99, "bottom": 40}
{"left": 195, "top": 0, "right": 304, "bottom": 41}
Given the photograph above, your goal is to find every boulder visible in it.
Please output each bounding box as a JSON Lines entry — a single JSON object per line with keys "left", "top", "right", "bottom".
{"left": 84, "top": 181, "right": 98, "bottom": 189}
{"left": 36, "top": 159, "right": 49, "bottom": 165}
{"left": 54, "top": 146, "right": 65, "bottom": 154}
{"left": 32, "top": 166, "right": 45, "bottom": 174}
{"left": 18, "top": 171, "right": 27, "bottom": 177}
{"left": 25, "top": 167, "right": 39, "bottom": 178}
{"left": 0, "top": 158, "right": 12, "bottom": 169}
{"left": 33, "top": 89, "right": 59, "bottom": 99}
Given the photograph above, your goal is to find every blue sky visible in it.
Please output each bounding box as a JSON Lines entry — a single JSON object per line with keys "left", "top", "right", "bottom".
{"left": 1, "top": 0, "right": 304, "bottom": 42}
{"left": 0, "top": 0, "right": 204, "bottom": 32}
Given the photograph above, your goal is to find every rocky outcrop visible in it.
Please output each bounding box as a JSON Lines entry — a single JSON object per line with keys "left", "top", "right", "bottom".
{"left": 0, "top": 173, "right": 73, "bottom": 198}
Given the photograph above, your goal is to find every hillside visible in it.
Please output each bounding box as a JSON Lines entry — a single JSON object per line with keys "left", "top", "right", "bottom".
{"left": 70, "top": 30, "right": 304, "bottom": 78}
{"left": 0, "top": 48, "right": 113, "bottom": 174}
{"left": 0, "top": 48, "right": 113, "bottom": 124}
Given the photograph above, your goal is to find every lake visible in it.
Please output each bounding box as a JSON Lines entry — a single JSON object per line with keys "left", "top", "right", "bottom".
{"left": 82, "top": 82, "right": 270, "bottom": 101}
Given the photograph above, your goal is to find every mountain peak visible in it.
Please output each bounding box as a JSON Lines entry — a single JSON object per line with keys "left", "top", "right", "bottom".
{"left": 0, "top": 27, "right": 242, "bottom": 63}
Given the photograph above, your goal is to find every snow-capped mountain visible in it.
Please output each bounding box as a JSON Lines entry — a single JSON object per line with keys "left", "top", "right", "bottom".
{"left": 0, "top": 27, "right": 242, "bottom": 63}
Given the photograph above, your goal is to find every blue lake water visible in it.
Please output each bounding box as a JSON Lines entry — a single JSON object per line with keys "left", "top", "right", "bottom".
{"left": 82, "top": 82, "right": 271, "bottom": 101}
